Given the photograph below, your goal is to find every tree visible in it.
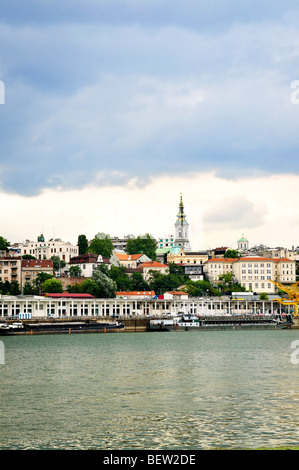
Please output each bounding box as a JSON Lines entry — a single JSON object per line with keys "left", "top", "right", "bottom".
{"left": 92, "top": 266, "right": 117, "bottom": 298}
{"left": 81, "top": 279, "right": 100, "bottom": 296}
{"left": 69, "top": 265, "right": 82, "bottom": 277}
{"left": 34, "top": 272, "right": 53, "bottom": 294}
{"left": 126, "top": 233, "right": 157, "bottom": 260}
{"left": 88, "top": 235, "right": 114, "bottom": 258}
{"left": 23, "top": 282, "right": 36, "bottom": 295}
{"left": 0, "top": 236, "right": 10, "bottom": 251}
{"left": 259, "top": 292, "right": 269, "bottom": 300}
{"left": 0, "top": 280, "right": 21, "bottom": 295}
{"left": 51, "top": 256, "right": 66, "bottom": 272}
{"left": 22, "top": 254, "right": 37, "bottom": 260}
{"left": 77, "top": 234, "right": 89, "bottom": 255}
{"left": 42, "top": 278, "right": 64, "bottom": 293}
{"left": 108, "top": 266, "right": 132, "bottom": 291}
{"left": 131, "top": 272, "right": 150, "bottom": 291}
{"left": 224, "top": 249, "right": 240, "bottom": 258}
{"left": 218, "top": 273, "right": 246, "bottom": 294}
{"left": 148, "top": 271, "right": 185, "bottom": 295}
{"left": 183, "top": 280, "right": 220, "bottom": 297}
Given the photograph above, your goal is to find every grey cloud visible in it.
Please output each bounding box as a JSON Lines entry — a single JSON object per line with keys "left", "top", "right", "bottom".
{"left": 0, "top": 6, "right": 299, "bottom": 196}
{"left": 204, "top": 196, "right": 268, "bottom": 229}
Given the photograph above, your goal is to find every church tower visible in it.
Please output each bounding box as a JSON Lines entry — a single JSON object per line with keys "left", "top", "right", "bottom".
{"left": 174, "top": 193, "right": 191, "bottom": 252}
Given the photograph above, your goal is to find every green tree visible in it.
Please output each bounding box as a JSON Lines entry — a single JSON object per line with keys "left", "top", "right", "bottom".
{"left": 69, "top": 265, "right": 82, "bottom": 277}
{"left": 51, "top": 256, "right": 66, "bottom": 272}
{"left": 108, "top": 266, "right": 132, "bottom": 291}
{"left": 148, "top": 271, "right": 185, "bottom": 295}
{"left": 0, "top": 280, "right": 21, "bottom": 295}
{"left": 0, "top": 236, "right": 10, "bottom": 251}
{"left": 77, "top": 234, "right": 89, "bottom": 255}
{"left": 183, "top": 280, "right": 220, "bottom": 297}
{"left": 9, "top": 280, "right": 21, "bottom": 295}
{"left": 33, "top": 272, "right": 53, "bottom": 295}
{"left": 92, "top": 266, "right": 117, "bottom": 298}
{"left": 80, "top": 279, "right": 100, "bottom": 296}
{"left": 224, "top": 249, "right": 240, "bottom": 258}
{"left": 23, "top": 282, "right": 36, "bottom": 295}
{"left": 126, "top": 233, "right": 157, "bottom": 261}
{"left": 131, "top": 272, "right": 150, "bottom": 291}
{"left": 22, "top": 254, "right": 37, "bottom": 260}
{"left": 42, "top": 278, "right": 64, "bottom": 293}
{"left": 88, "top": 235, "right": 114, "bottom": 258}
{"left": 218, "top": 273, "right": 246, "bottom": 294}
{"left": 259, "top": 292, "right": 269, "bottom": 300}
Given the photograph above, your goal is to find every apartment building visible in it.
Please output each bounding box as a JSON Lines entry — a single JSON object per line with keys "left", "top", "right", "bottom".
{"left": 167, "top": 247, "right": 209, "bottom": 265}
{"left": 67, "top": 253, "right": 108, "bottom": 277}
{"left": 140, "top": 261, "right": 169, "bottom": 281}
{"left": 205, "top": 256, "right": 296, "bottom": 294}
{"left": 0, "top": 257, "right": 21, "bottom": 283}
{"left": 14, "top": 238, "right": 78, "bottom": 262}
{"left": 158, "top": 235, "right": 176, "bottom": 249}
{"left": 110, "top": 252, "right": 151, "bottom": 269}
{"left": 21, "top": 259, "right": 54, "bottom": 287}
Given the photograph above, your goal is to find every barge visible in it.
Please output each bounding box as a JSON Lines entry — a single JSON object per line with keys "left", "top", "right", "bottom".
{"left": 0, "top": 320, "right": 124, "bottom": 335}
{"left": 149, "top": 314, "right": 293, "bottom": 331}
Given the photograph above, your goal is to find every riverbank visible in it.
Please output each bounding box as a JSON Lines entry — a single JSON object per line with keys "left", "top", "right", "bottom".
{"left": 1, "top": 314, "right": 295, "bottom": 334}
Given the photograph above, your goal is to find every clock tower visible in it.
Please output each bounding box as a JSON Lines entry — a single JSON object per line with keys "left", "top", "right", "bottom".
{"left": 174, "top": 193, "right": 191, "bottom": 252}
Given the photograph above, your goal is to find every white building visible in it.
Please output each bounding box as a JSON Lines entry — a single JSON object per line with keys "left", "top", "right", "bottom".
{"left": 205, "top": 256, "right": 296, "bottom": 294}
{"left": 67, "top": 253, "right": 108, "bottom": 277}
{"left": 0, "top": 293, "right": 292, "bottom": 320}
{"left": 158, "top": 235, "right": 176, "bottom": 249}
{"left": 110, "top": 252, "right": 151, "bottom": 268}
{"left": 14, "top": 238, "right": 78, "bottom": 263}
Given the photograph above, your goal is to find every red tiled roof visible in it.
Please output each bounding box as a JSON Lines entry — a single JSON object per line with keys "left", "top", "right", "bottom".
{"left": 141, "top": 261, "right": 168, "bottom": 268}
{"left": 115, "top": 253, "right": 144, "bottom": 260}
{"left": 116, "top": 291, "right": 155, "bottom": 296}
{"left": 44, "top": 293, "right": 95, "bottom": 299}
{"left": 207, "top": 258, "right": 238, "bottom": 263}
{"left": 166, "top": 291, "right": 188, "bottom": 295}
{"left": 22, "top": 259, "right": 53, "bottom": 268}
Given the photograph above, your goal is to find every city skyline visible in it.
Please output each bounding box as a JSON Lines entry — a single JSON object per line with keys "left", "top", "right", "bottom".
{"left": 0, "top": 1, "right": 299, "bottom": 250}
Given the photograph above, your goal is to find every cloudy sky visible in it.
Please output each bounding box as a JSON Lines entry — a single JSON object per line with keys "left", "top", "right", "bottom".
{"left": 0, "top": 0, "right": 299, "bottom": 251}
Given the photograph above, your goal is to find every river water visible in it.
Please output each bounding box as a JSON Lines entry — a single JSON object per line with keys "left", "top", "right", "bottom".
{"left": 1, "top": 329, "right": 299, "bottom": 450}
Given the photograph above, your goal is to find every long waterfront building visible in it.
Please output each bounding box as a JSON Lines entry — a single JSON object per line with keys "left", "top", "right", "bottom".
{"left": 0, "top": 293, "right": 292, "bottom": 320}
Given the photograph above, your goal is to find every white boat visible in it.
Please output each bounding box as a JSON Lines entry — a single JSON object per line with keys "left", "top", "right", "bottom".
{"left": 149, "top": 313, "right": 292, "bottom": 331}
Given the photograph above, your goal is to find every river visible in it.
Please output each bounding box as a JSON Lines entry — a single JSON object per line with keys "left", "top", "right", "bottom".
{"left": 1, "top": 329, "right": 299, "bottom": 450}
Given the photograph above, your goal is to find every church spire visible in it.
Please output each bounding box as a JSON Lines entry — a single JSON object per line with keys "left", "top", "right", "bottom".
{"left": 174, "top": 193, "right": 191, "bottom": 252}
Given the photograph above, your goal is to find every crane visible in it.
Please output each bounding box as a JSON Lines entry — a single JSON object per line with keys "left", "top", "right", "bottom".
{"left": 269, "top": 280, "right": 299, "bottom": 317}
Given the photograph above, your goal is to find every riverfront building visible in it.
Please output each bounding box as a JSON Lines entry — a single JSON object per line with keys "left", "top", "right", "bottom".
{"left": 0, "top": 293, "right": 291, "bottom": 320}
{"left": 205, "top": 256, "right": 296, "bottom": 294}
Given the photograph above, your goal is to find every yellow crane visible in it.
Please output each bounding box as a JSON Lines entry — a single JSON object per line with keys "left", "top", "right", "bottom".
{"left": 270, "top": 280, "right": 299, "bottom": 317}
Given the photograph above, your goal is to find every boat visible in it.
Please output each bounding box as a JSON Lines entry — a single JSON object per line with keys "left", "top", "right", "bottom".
{"left": 0, "top": 320, "right": 125, "bottom": 335}
{"left": 148, "top": 313, "right": 293, "bottom": 331}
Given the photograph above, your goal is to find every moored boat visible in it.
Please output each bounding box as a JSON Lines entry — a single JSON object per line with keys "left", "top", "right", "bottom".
{"left": 0, "top": 320, "right": 124, "bottom": 335}
{"left": 149, "top": 313, "right": 293, "bottom": 331}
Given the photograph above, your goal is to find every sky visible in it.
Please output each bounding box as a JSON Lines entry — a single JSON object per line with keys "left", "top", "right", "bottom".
{"left": 0, "top": 0, "right": 299, "bottom": 251}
